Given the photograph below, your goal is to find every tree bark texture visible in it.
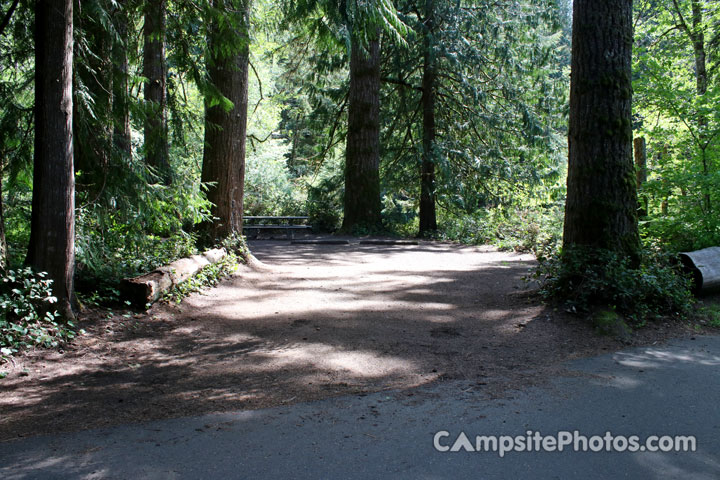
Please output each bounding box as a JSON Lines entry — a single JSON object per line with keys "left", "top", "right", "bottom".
{"left": 122, "top": 247, "right": 227, "bottom": 307}
{"left": 113, "top": 1, "right": 132, "bottom": 159}
{"left": 419, "top": 0, "right": 437, "bottom": 235}
{"left": 342, "top": 35, "right": 382, "bottom": 231}
{"left": 691, "top": 0, "right": 707, "bottom": 97}
{"left": 201, "top": 0, "right": 250, "bottom": 242}
{"left": 143, "top": 0, "right": 171, "bottom": 183}
{"left": 27, "top": 0, "right": 76, "bottom": 318}
{"left": 563, "top": 0, "right": 639, "bottom": 262}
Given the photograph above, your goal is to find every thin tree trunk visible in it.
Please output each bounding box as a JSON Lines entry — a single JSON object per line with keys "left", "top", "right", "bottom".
{"left": 563, "top": 0, "right": 639, "bottom": 263}
{"left": 419, "top": 0, "right": 437, "bottom": 235}
{"left": 342, "top": 35, "right": 382, "bottom": 232}
{"left": 0, "top": 0, "right": 19, "bottom": 38}
{"left": 691, "top": 0, "right": 710, "bottom": 212}
{"left": 113, "top": 1, "right": 132, "bottom": 160}
{"left": 201, "top": 0, "right": 250, "bottom": 242}
{"left": 634, "top": 137, "right": 647, "bottom": 217}
{"left": 691, "top": 0, "right": 707, "bottom": 97}
{"left": 0, "top": 168, "right": 7, "bottom": 271}
{"left": 27, "top": 0, "right": 75, "bottom": 319}
{"left": 143, "top": 0, "right": 171, "bottom": 184}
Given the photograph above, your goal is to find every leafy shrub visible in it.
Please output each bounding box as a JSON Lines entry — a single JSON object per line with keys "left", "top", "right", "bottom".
{"left": 640, "top": 209, "right": 720, "bottom": 253}
{"left": 535, "top": 246, "right": 694, "bottom": 325}
{"left": 383, "top": 194, "right": 418, "bottom": 237}
{"left": 244, "top": 141, "right": 306, "bottom": 216}
{"left": 307, "top": 174, "right": 343, "bottom": 232}
{"left": 76, "top": 207, "right": 200, "bottom": 302}
{"left": 74, "top": 162, "right": 211, "bottom": 302}
{"left": 438, "top": 204, "right": 563, "bottom": 257}
{"left": 696, "top": 304, "right": 720, "bottom": 329}
{"left": 0, "top": 268, "right": 77, "bottom": 358}
{"left": 162, "top": 251, "right": 241, "bottom": 304}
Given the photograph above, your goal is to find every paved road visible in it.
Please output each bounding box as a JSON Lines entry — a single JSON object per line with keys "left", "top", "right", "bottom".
{"left": 1, "top": 336, "right": 719, "bottom": 479}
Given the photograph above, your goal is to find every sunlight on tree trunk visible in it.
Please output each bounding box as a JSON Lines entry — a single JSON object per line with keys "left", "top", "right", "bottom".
{"left": 201, "top": 0, "right": 251, "bottom": 243}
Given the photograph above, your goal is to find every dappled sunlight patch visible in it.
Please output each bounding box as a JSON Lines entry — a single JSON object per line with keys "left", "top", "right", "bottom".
{"left": 633, "top": 451, "right": 720, "bottom": 480}
{"left": 2, "top": 241, "right": 631, "bottom": 441}
{"left": 615, "top": 348, "right": 720, "bottom": 369}
{"left": 600, "top": 374, "right": 643, "bottom": 390}
{"left": 217, "top": 333, "right": 258, "bottom": 344}
{"left": 480, "top": 308, "right": 520, "bottom": 321}
{"left": 257, "top": 342, "right": 417, "bottom": 378}
{"left": 0, "top": 454, "right": 90, "bottom": 479}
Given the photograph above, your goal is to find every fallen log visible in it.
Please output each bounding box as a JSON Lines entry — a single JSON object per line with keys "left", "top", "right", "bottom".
{"left": 679, "top": 246, "right": 720, "bottom": 295}
{"left": 121, "top": 247, "right": 227, "bottom": 307}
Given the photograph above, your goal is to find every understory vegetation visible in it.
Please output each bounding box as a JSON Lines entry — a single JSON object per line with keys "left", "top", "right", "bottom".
{"left": 0, "top": 268, "right": 79, "bottom": 362}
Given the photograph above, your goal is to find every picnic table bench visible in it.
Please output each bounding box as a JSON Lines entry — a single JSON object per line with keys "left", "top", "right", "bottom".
{"left": 243, "top": 216, "right": 312, "bottom": 239}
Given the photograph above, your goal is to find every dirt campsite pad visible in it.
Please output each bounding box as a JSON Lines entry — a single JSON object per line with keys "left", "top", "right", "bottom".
{"left": 0, "top": 240, "right": 695, "bottom": 441}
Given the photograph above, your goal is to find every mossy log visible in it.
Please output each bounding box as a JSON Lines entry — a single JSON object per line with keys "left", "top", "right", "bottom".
{"left": 122, "top": 247, "right": 227, "bottom": 307}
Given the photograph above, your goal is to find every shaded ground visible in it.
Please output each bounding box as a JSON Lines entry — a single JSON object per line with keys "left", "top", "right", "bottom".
{"left": 0, "top": 239, "right": 700, "bottom": 442}
{"left": 3, "top": 336, "right": 719, "bottom": 479}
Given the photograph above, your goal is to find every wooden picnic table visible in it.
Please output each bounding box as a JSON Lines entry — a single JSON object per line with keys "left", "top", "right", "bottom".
{"left": 243, "top": 216, "right": 312, "bottom": 239}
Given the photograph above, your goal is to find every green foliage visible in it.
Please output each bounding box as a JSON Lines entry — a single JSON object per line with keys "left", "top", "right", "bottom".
{"left": 382, "top": 194, "right": 417, "bottom": 237}
{"left": 380, "top": 0, "right": 569, "bottom": 236}
{"left": 282, "top": 0, "right": 408, "bottom": 52}
{"left": 306, "top": 167, "right": 344, "bottom": 232}
{"left": 75, "top": 159, "right": 212, "bottom": 301}
{"left": 162, "top": 251, "right": 241, "bottom": 304}
{"left": 437, "top": 204, "right": 563, "bottom": 258}
{"left": 633, "top": 0, "right": 720, "bottom": 252}
{"left": 697, "top": 303, "right": 720, "bottom": 329}
{"left": 0, "top": 268, "right": 78, "bottom": 359}
{"left": 244, "top": 90, "right": 306, "bottom": 216}
{"left": 536, "top": 246, "right": 694, "bottom": 325}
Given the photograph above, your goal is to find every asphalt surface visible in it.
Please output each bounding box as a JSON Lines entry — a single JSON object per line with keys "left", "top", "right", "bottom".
{"left": 1, "top": 335, "right": 719, "bottom": 479}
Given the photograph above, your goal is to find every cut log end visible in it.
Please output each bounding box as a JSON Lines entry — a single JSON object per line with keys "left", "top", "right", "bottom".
{"left": 121, "top": 247, "right": 227, "bottom": 308}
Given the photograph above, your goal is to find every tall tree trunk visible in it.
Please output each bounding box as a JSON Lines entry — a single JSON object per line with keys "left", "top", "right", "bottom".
{"left": 143, "top": 0, "right": 171, "bottom": 184}
{"left": 113, "top": 1, "right": 132, "bottom": 160}
{"left": 27, "top": 0, "right": 75, "bottom": 319}
{"left": 0, "top": 168, "right": 7, "bottom": 271}
{"left": 342, "top": 35, "right": 382, "bottom": 232}
{"left": 691, "top": 0, "right": 707, "bottom": 97}
{"left": 419, "top": 0, "right": 437, "bottom": 235}
{"left": 73, "top": 5, "right": 113, "bottom": 199}
{"left": 201, "top": 0, "right": 250, "bottom": 243}
{"left": 691, "top": 0, "right": 710, "bottom": 212}
{"left": 563, "top": 0, "right": 639, "bottom": 263}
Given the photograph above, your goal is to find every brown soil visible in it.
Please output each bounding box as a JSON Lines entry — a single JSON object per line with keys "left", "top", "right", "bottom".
{"left": 0, "top": 240, "right": 703, "bottom": 442}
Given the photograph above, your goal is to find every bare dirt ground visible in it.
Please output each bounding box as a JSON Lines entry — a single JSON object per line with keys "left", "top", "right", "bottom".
{"left": 0, "top": 239, "right": 702, "bottom": 442}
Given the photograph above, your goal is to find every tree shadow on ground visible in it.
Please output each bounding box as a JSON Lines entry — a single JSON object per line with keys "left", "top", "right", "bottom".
{"left": 0, "top": 241, "right": 636, "bottom": 441}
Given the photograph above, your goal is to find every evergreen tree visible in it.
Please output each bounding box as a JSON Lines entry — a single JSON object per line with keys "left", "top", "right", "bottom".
{"left": 563, "top": 0, "right": 640, "bottom": 261}
{"left": 343, "top": 32, "right": 383, "bottom": 231}
{"left": 201, "top": 0, "right": 252, "bottom": 242}
{"left": 382, "top": 1, "right": 568, "bottom": 234}
{"left": 27, "top": 0, "right": 76, "bottom": 319}
{"left": 144, "top": 0, "right": 171, "bottom": 183}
